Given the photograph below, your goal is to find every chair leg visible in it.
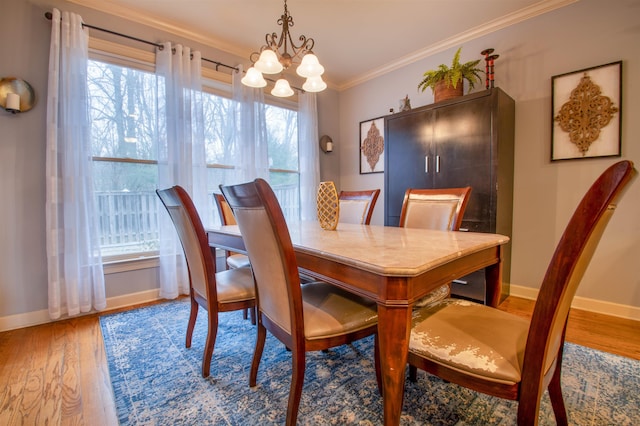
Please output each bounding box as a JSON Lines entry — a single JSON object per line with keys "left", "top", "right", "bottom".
{"left": 408, "top": 364, "right": 418, "bottom": 382}
{"left": 374, "top": 333, "right": 382, "bottom": 396}
{"left": 186, "top": 297, "right": 198, "bottom": 348}
{"left": 548, "top": 365, "right": 568, "bottom": 426}
{"left": 250, "top": 322, "right": 267, "bottom": 387}
{"left": 249, "top": 306, "right": 256, "bottom": 325}
{"left": 548, "top": 348, "right": 568, "bottom": 426}
{"left": 243, "top": 308, "right": 248, "bottom": 320}
{"left": 286, "top": 348, "right": 306, "bottom": 426}
{"left": 201, "top": 312, "right": 219, "bottom": 378}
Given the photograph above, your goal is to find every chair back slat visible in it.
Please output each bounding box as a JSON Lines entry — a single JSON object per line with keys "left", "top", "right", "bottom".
{"left": 523, "top": 160, "right": 636, "bottom": 388}
{"left": 221, "top": 180, "right": 304, "bottom": 338}
{"left": 399, "top": 187, "right": 472, "bottom": 231}
{"left": 338, "top": 189, "right": 380, "bottom": 225}
{"left": 157, "top": 186, "right": 217, "bottom": 304}
{"left": 213, "top": 192, "right": 237, "bottom": 226}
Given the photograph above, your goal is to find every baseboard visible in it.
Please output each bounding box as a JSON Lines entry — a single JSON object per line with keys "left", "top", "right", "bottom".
{"left": 4, "top": 285, "right": 637, "bottom": 332}
{"left": 0, "top": 289, "right": 162, "bottom": 332}
{"left": 509, "top": 284, "right": 640, "bottom": 321}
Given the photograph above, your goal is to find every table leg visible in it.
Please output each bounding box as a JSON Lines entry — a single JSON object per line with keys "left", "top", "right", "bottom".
{"left": 377, "top": 303, "right": 412, "bottom": 426}
{"left": 484, "top": 245, "right": 503, "bottom": 308}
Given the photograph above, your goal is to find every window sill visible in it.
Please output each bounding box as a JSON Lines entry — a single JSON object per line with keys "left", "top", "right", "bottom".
{"left": 102, "top": 249, "right": 227, "bottom": 275}
{"left": 103, "top": 256, "right": 159, "bottom": 275}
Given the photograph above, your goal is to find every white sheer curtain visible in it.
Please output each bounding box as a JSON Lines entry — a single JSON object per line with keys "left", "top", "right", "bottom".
{"left": 156, "top": 42, "right": 208, "bottom": 299}
{"left": 298, "top": 92, "right": 320, "bottom": 221}
{"left": 45, "top": 9, "right": 106, "bottom": 319}
{"left": 231, "top": 65, "right": 269, "bottom": 183}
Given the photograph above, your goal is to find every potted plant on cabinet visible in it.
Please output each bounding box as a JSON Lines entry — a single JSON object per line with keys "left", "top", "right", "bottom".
{"left": 417, "top": 47, "right": 483, "bottom": 103}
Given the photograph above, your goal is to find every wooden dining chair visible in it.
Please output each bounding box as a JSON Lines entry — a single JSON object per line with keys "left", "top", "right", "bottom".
{"left": 399, "top": 186, "right": 472, "bottom": 231}
{"left": 338, "top": 188, "right": 381, "bottom": 225}
{"left": 213, "top": 192, "right": 251, "bottom": 270}
{"left": 157, "top": 186, "right": 256, "bottom": 378}
{"left": 407, "top": 160, "right": 636, "bottom": 425}
{"left": 399, "top": 187, "right": 472, "bottom": 306}
{"left": 220, "top": 178, "right": 381, "bottom": 426}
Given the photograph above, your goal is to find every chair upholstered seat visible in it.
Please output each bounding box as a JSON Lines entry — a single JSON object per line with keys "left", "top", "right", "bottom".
{"left": 406, "top": 161, "right": 636, "bottom": 425}
{"left": 412, "top": 284, "right": 450, "bottom": 308}
{"left": 410, "top": 298, "right": 529, "bottom": 384}
{"left": 301, "top": 282, "right": 378, "bottom": 340}
{"left": 225, "top": 253, "right": 251, "bottom": 269}
{"left": 214, "top": 267, "right": 255, "bottom": 303}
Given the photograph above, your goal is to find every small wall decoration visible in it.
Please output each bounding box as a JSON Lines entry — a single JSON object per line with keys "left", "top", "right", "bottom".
{"left": 551, "top": 61, "right": 622, "bottom": 161}
{"left": 359, "top": 116, "right": 385, "bottom": 174}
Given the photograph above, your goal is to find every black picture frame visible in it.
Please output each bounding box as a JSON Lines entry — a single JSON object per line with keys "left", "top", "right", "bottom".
{"left": 551, "top": 61, "right": 622, "bottom": 161}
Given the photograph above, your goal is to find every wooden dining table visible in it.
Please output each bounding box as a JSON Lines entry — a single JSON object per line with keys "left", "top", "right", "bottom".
{"left": 207, "top": 221, "right": 509, "bottom": 425}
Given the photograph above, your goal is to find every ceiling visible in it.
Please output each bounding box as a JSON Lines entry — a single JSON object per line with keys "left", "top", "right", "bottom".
{"left": 67, "top": 0, "right": 576, "bottom": 90}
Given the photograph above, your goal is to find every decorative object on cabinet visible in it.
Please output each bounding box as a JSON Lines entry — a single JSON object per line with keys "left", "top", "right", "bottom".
{"left": 316, "top": 181, "right": 340, "bottom": 230}
{"left": 417, "top": 47, "right": 483, "bottom": 103}
{"left": 0, "top": 77, "right": 35, "bottom": 114}
{"left": 384, "top": 88, "right": 515, "bottom": 303}
{"left": 399, "top": 95, "right": 412, "bottom": 112}
{"left": 319, "top": 135, "right": 333, "bottom": 153}
{"left": 551, "top": 61, "right": 621, "bottom": 161}
{"left": 359, "top": 116, "right": 385, "bottom": 174}
{"left": 481, "top": 48, "right": 499, "bottom": 89}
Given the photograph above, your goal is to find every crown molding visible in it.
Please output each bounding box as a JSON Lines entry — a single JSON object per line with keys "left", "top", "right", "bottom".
{"left": 338, "top": 0, "right": 579, "bottom": 91}
{"left": 68, "top": 0, "right": 577, "bottom": 92}
{"left": 67, "top": 0, "right": 247, "bottom": 59}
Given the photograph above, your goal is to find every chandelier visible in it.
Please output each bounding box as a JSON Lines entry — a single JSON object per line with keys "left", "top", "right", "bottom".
{"left": 241, "top": 0, "right": 326, "bottom": 97}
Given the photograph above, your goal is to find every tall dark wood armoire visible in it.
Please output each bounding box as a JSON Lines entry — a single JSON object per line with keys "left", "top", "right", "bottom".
{"left": 384, "top": 87, "right": 515, "bottom": 302}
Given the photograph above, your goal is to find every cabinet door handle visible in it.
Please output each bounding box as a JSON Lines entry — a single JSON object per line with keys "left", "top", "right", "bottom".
{"left": 436, "top": 155, "right": 441, "bottom": 173}
{"left": 452, "top": 279, "right": 468, "bottom": 285}
{"left": 425, "top": 156, "right": 429, "bottom": 173}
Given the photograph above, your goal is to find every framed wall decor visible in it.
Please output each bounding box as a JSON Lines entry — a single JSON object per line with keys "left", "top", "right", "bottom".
{"left": 551, "top": 61, "right": 622, "bottom": 161}
{"left": 359, "top": 116, "right": 385, "bottom": 174}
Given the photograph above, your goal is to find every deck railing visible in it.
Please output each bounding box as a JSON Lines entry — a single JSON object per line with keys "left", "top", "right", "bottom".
{"left": 95, "top": 185, "right": 299, "bottom": 256}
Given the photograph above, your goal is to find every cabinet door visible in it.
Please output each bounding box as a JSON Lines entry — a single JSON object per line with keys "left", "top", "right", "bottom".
{"left": 385, "top": 110, "right": 434, "bottom": 226}
{"left": 433, "top": 95, "right": 493, "bottom": 232}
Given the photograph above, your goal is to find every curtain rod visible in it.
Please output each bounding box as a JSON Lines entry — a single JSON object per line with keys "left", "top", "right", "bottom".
{"left": 44, "top": 11, "right": 239, "bottom": 73}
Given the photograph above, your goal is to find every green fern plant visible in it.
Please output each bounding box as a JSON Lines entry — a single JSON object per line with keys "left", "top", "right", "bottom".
{"left": 417, "top": 47, "right": 483, "bottom": 93}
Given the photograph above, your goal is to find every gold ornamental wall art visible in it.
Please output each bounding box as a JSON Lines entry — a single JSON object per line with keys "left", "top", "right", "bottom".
{"left": 359, "top": 116, "right": 385, "bottom": 174}
{"left": 551, "top": 61, "right": 622, "bottom": 161}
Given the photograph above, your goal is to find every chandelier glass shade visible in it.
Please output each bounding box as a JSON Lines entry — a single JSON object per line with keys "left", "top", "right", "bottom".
{"left": 241, "top": 66, "right": 267, "bottom": 88}
{"left": 271, "top": 78, "right": 295, "bottom": 97}
{"left": 243, "top": 0, "right": 326, "bottom": 97}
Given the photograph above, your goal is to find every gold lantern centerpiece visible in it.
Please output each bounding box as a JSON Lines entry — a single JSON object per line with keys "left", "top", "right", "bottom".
{"left": 316, "top": 181, "right": 339, "bottom": 230}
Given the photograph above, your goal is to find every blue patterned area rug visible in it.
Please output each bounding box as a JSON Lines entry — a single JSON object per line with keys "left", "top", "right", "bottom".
{"left": 99, "top": 299, "right": 639, "bottom": 425}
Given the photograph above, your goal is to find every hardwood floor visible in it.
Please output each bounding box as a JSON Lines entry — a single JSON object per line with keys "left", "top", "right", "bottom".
{"left": 0, "top": 296, "right": 638, "bottom": 425}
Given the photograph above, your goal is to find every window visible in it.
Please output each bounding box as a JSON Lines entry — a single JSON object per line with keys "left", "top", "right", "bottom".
{"left": 87, "top": 48, "right": 300, "bottom": 262}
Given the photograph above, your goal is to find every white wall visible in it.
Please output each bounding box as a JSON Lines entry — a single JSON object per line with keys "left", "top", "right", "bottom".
{"left": 338, "top": 0, "right": 640, "bottom": 316}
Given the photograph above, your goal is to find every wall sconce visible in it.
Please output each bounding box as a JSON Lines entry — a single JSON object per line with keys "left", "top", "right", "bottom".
{"left": 319, "top": 135, "right": 334, "bottom": 153}
{"left": 0, "top": 78, "right": 35, "bottom": 114}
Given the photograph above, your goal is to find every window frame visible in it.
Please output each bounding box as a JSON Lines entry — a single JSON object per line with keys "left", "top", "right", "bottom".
{"left": 88, "top": 38, "right": 301, "bottom": 272}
